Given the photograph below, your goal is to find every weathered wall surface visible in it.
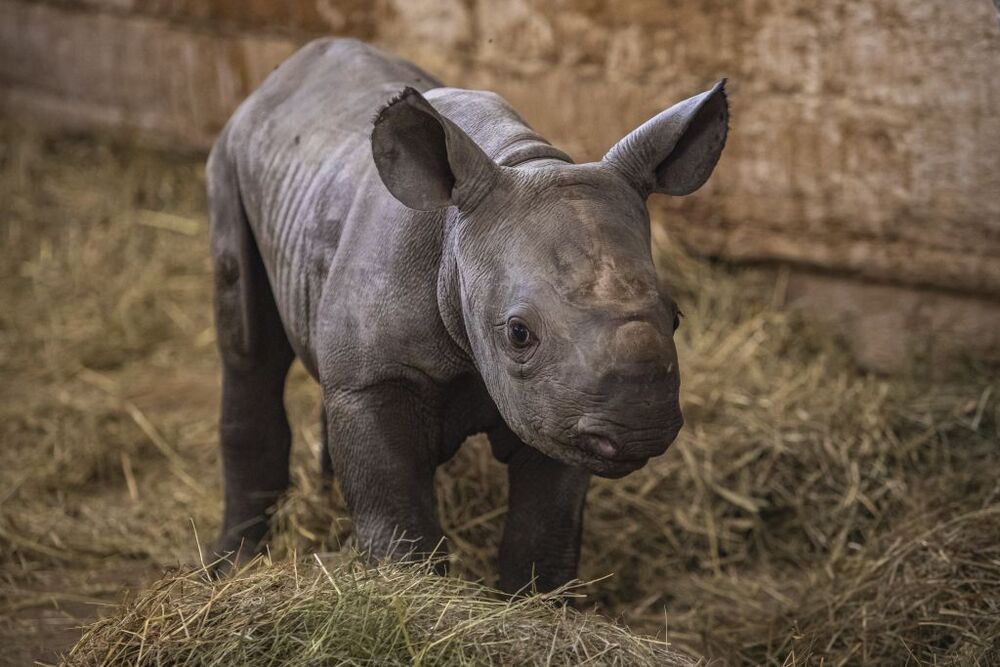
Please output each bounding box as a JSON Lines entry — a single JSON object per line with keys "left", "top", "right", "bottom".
{"left": 3, "top": 0, "right": 999, "bottom": 368}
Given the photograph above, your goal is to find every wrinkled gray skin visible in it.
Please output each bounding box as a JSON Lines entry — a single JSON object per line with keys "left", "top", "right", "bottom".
{"left": 208, "top": 38, "right": 728, "bottom": 593}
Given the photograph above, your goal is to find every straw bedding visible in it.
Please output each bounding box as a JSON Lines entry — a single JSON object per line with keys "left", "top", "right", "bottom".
{"left": 1, "top": 124, "right": 997, "bottom": 665}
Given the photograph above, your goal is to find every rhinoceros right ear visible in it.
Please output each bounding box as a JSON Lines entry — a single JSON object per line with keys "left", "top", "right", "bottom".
{"left": 372, "top": 87, "right": 499, "bottom": 212}
{"left": 603, "top": 80, "right": 729, "bottom": 198}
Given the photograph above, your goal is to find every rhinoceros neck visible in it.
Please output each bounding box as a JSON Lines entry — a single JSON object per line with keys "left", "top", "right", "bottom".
{"left": 428, "top": 89, "right": 573, "bottom": 362}
{"left": 436, "top": 209, "right": 473, "bottom": 360}
{"left": 424, "top": 88, "right": 574, "bottom": 167}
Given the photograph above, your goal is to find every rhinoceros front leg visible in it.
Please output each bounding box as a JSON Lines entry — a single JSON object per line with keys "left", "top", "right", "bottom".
{"left": 324, "top": 382, "right": 445, "bottom": 564}
{"left": 319, "top": 408, "right": 333, "bottom": 488}
{"left": 490, "top": 424, "right": 591, "bottom": 594}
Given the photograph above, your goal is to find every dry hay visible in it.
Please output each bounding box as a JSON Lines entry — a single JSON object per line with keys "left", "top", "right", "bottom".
{"left": 1, "top": 121, "right": 998, "bottom": 665}
{"left": 64, "top": 556, "right": 695, "bottom": 666}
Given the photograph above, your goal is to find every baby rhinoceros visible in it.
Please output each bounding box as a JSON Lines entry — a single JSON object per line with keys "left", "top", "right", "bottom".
{"left": 208, "top": 38, "right": 728, "bottom": 593}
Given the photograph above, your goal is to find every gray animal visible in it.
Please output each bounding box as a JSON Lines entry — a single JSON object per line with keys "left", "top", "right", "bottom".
{"left": 208, "top": 38, "right": 728, "bottom": 593}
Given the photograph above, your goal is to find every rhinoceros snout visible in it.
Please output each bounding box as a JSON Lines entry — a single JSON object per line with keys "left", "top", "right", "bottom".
{"left": 572, "top": 406, "right": 683, "bottom": 468}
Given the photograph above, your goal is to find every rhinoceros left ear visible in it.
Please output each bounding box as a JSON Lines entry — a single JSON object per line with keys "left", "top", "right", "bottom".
{"left": 372, "top": 87, "right": 499, "bottom": 212}
{"left": 603, "top": 80, "right": 728, "bottom": 198}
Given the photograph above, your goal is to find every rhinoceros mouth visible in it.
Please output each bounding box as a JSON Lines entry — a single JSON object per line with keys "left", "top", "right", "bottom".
{"left": 580, "top": 452, "right": 650, "bottom": 478}
{"left": 563, "top": 432, "right": 643, "bottom": 475}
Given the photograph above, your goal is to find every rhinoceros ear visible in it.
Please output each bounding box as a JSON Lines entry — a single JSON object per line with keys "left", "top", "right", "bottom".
{"left": 603, "top": 80, "right": 728, "bottom": 198}
{"left": 372, "top": 87, "right": 499, "bottom": 212}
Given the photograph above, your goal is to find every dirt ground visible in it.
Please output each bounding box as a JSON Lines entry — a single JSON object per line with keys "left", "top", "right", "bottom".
{"left": 1, "top": 124, "right": 998, "bottom": 665}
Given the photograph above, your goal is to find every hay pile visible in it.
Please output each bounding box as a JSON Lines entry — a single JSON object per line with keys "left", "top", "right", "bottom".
{"left": 65, "top": 556, "right": 694, "bottom": 666}
{"left": 1, "top": 121, "right": 998, "bottom": 665}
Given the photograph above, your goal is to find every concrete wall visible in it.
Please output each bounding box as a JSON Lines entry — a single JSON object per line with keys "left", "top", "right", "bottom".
{"left": 3, "top": 0, "right": 999, "bottom": 369}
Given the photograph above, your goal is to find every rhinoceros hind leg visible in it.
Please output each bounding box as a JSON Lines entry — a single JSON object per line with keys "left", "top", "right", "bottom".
{"left": 208, "top": 141, "right": 294, "bottom": 570}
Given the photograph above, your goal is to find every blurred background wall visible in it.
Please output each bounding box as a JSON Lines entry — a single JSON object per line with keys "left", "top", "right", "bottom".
{"left": 3, "top": 0, "right": 999, "bottom": 370}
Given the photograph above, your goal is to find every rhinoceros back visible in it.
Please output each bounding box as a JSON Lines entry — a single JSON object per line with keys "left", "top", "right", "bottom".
{"left": 218, "top": 39, "right": 440, "bottom": 363}
{"left": 216, "top": 38, "right": 569, "bottom": 372}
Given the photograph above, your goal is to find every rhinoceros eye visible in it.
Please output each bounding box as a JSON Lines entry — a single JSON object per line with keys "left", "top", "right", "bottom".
{"left": 673, "top": 309, "right": 683, "bottom": 332}
{"left": 507, "top": 318, "right": 533, "bottom": 348}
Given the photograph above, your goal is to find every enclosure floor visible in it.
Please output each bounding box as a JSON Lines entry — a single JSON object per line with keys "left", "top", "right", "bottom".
{"left": 1, "top": 125, "right": 997, "bottom": 665}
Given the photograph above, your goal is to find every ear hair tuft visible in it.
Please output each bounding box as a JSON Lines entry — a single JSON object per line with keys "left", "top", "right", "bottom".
{"left": 369, "top": 85, "right": 500, "bottom": 212}
{"left": 371, "top": 86, "right": 422, "bottom": 128}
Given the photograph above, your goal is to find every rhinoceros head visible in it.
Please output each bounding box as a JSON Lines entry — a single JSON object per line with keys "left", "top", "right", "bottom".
{"left": 372, "top": 82, "right": 728, "bottom": 477}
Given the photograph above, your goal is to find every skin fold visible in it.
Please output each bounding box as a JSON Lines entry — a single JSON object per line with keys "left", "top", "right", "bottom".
{"left": 207, "top": 38, "right": 728, "bottom": 593}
